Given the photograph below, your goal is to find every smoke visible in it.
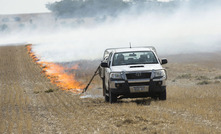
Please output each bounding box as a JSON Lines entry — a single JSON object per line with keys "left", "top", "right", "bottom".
{"left": 1, "top": 0, "right": 221, "bottom": 62}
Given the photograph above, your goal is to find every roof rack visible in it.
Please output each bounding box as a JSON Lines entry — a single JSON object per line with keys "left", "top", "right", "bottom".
{"left": 105, "top": 46, "right": 156, "bottom": 52}
{"left": 103, "top": 46, "right": 157, "bottom": 59}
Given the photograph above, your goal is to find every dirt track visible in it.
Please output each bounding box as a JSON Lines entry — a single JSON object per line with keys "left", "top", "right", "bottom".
{"left": 0, "top": 45, "right": 221, "bottom": 133}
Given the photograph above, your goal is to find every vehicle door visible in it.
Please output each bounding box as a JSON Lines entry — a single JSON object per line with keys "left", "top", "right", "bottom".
{"left": 104, "top": 52, "right": 113, "bottom": 89}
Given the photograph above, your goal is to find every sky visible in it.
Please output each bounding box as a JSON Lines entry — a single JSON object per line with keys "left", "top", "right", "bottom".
{"left": 0, "top": 0, "right": 58, "bottom": 14}
{"left": 0, "top": 0, "right": 170, "bottom": 15}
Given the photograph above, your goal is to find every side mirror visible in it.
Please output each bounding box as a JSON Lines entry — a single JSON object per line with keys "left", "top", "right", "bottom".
{"left": 161, "top": 58, "right": 168, "bottom": 65}
{"left": 101, "top": 62, "right": 108, "bottom": 68}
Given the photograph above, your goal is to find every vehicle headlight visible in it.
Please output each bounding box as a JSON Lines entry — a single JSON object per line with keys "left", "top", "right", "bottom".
{"left": 153, "top": 70, "right": 166, "bottom": 79}
{"left": 110, "top": 73, "right": 122, "bottom": 79}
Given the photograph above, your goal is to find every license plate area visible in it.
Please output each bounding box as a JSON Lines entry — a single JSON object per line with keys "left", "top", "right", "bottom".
{"left": 130, "top": 86, "right": 149, "bottom": 93}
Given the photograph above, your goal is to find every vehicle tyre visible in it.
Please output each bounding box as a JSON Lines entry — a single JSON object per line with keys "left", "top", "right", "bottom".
{"left": 159, "top": 88, "right": 166, "bottom": 100}
{"left": 102, "top": 78, "right": 106, "bottom": 96}
{"left": 152, "top": 96, "right": 158, "bottom": 100}
{"left": 104, "top": 90, "right": 109, "bottom": 102}
{"left": 103, "top": 79, "right": 109, "bottom": 102}
{"left": 109, "top": 89, "right": 117, "bottom": 103}
{"left": 150, "top": 92, "right": 158, "bottom": 100}
{"left": 105, "top": 95, "right": 109, "bottom": 102}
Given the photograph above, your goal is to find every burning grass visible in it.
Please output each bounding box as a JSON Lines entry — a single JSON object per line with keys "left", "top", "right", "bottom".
{"left": 26, "top": 44, "right": 85, "bottom": 94}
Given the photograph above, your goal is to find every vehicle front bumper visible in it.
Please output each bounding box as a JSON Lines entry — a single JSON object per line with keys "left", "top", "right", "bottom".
{"left": 109, "top": 78, "right": 166, "bottom": 95}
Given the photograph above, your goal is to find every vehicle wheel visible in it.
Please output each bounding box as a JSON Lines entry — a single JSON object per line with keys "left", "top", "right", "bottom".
{"left": 102, "top": 78, "right": 106, "bottom": 96}
{"left": 104, "top": 90, "right": 109, "bottom": 102}
{"left": 103, "top": 79, "right": 109, "bottom": 102}
{"left": 109, "top": 89, "right": 117, "bottom": 103}
{"left": 105, "top": 95, "right": 109, "bottom": 102}
{"left": 151, "top": 92, "right": 158, "bottom": 100}
{"left": 152, "top": 96, "right": 158, "bottom": 100}
{"left": 159, "top": 88, "right": 166, "bottom": 100}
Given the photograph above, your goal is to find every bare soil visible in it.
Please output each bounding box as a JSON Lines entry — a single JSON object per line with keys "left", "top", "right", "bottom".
{"left": 0, "top": 45, "right": 221, "bottom": 133}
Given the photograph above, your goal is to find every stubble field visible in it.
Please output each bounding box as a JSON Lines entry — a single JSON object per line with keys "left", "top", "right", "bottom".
{"left": 0, "top": 45, "right": 221, "bottom": 133}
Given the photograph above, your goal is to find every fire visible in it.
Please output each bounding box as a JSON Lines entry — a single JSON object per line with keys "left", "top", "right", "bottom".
{"left": 26, "top": 44, "right": 85, "bottom": 93}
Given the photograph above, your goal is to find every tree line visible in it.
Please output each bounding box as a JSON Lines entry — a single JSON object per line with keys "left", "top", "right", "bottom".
{"left": 46, "top": 0, "right": 177, "bottom": 18}
{"left": 46, "top": 0, "right": 220, "bottom": 18}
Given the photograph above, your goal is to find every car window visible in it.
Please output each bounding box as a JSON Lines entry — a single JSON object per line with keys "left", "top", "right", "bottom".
{"left": 112, "top": 51, "right": 158, "bottom": 66}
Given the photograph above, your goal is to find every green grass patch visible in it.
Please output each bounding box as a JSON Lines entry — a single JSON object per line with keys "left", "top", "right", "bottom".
{"left": 197, "top": 80, "right": 211, "bottom": 85}
{"left": 177, "top": 74, "right": 192, "bottom": 79}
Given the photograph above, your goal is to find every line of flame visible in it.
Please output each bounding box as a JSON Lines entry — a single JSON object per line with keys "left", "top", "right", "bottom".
{"left": 26, "top": 44, "right": 84, "bottom": 94}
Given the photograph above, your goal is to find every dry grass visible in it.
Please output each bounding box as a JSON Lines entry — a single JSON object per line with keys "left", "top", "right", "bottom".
{"left": 196, "top": 75, "right": 210, "bottom": 80}
{"left": 0, "top": 45, "right": 221, "bottom": 133}
{"left": 215, "top": 75, "right": 221, "bottom": 79}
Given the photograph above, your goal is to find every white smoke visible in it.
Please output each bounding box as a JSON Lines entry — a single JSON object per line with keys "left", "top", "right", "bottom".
{"left": 0, "top": 1, "right": 221, "bottom": 62}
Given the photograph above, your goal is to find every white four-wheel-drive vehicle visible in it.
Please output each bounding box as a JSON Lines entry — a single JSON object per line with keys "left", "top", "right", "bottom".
{"left": 99, "top": 46, "right": 168, "bottom": 103}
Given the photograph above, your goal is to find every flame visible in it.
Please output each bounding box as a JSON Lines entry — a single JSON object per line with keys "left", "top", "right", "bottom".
{"left": 26, "top": 44, "right": 85, "bottom": 93}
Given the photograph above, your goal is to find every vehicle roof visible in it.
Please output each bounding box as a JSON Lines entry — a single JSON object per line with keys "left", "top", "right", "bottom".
{"left": 114, "top": 48, "right": 152, "bottom": 53}
{"left": 105, "top": 46, "right": 157, "bottom": 53}
{"left": 103, "top": 46, "right": 158, "bottom": 59}
{"left": 103, "top": 46, "right": 157, "bottom": 58}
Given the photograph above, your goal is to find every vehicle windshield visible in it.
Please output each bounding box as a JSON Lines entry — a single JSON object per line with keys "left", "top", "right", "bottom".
{"left": 112, "top": 51, "right": 158, "bottom": 66}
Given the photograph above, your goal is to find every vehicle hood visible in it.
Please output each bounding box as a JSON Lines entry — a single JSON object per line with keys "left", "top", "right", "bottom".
{"left": 110, "top": 64, "right": 163, "bottom": 72}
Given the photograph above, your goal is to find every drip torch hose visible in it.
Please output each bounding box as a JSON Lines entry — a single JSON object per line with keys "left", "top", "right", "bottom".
{"left": 82, "top": 65, "right": 100, "bottom": 93}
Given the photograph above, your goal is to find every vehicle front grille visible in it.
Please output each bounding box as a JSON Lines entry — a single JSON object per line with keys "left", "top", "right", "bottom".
{"left": 128, "top": 82, "right": 149, "bottom": 86}
{"left": 126, "top": 72, "right": 151, "bottom": 79}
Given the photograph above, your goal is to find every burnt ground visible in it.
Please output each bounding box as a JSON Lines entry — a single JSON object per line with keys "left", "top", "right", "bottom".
{"left": 0, "top": 45, "right": 221, "bottom": 133}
